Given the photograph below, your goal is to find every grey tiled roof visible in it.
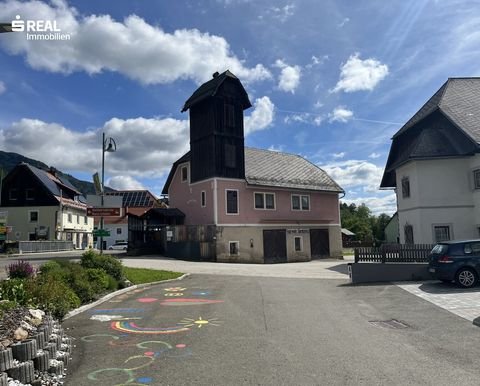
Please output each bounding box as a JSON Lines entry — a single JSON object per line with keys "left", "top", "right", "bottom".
{"left": 245, "top": 148, "right": 343, "bottom": 193}
{"left": 394, "top": 78, "right": 480, "bottom": 142}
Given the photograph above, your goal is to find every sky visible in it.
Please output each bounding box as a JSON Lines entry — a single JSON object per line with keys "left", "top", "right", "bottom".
{"left": 0, "top": 0, "right": 479, "bottom": 215}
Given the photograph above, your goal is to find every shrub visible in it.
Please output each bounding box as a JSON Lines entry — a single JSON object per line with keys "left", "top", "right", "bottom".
{"left": 81, "top": 251, "right": 124, "bottom": 281}
{"left": 27, "top": 275, "right": 81, "bottom": 319}
{"left": 0, "top": 278, "right": 35, "bottom": 306}
{"left": 85, "top": 268, "right": 109, "bottom": 292}
{"left": 39, "top": 260, "right": 62, "bottom": 274}
{"left": 7, "top": 260, "right": 36, "bottom": 279}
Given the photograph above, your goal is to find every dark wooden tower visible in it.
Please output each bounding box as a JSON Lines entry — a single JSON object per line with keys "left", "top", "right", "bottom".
{"left": 181, "top": 70, "right": 252, "bottom": 183}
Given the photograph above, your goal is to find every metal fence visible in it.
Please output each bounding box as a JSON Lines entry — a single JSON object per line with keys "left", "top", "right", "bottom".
{"left": 354, "top": 243, "right": 435, "bottom": 263}
{"left": 19, "top": 241, "right": 75, "bottom": 254}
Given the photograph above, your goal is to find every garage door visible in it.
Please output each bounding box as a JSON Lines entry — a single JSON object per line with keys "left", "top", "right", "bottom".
{"left": 263, "top": 229, "right": 287, "bottom": 264}
{"left": 310, "top": 229, "right": 330, "bottom": 258}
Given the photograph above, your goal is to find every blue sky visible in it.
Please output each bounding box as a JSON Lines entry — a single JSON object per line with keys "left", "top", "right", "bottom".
{"left": 0, "top": 0, "right": 479, "bottom": 215}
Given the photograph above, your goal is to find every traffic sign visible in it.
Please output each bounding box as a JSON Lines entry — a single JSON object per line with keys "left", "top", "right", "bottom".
{"left": 87, "top": 207, "right": 121, "bottom": 217}
{"left": 93, "top": 229, "right": 110, "bottom": 237}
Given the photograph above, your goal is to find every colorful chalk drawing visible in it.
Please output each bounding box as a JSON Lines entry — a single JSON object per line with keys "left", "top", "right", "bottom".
{"left": 82, "top": 286, "right": 224, "bottom": 384}
{"left": 160, "top": 298, "right": 224, "bottom": 306}
{"left": 90, "top": 315, "right": 143, "bottom": 322}
{"left": 111, "top": 321, "right": 190, "bottom": 335}
{"left": 164, "top": 287, "right": 186, "bottom": 292}
{"left": 178, "top": 316, "right": 222, "bottom": 328}
{"left": 83, "top": 337, "right": 191, "bottom": 385}
{"left": 91, "top": 309, "right": 145, "bottom": 314}
{"left": 137, "top": 298, "right": 158, "bottom": 303}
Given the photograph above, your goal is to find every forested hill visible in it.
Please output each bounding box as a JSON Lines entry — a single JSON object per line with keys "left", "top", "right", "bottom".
{"left": 0, "top": 150, "right": 111, "bottom": 196}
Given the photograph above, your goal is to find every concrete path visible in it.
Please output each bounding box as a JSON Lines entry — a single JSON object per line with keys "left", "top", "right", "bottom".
{"left": 398, "top": 281, "right": 480, "bottom": 323}
{"left": 121, "top": 255, "right": 353, "bottom": 279}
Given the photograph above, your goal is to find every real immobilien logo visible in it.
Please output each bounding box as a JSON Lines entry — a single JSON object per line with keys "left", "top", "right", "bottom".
{"left": 11, "top": 14, "right": 71, "bottom": 40}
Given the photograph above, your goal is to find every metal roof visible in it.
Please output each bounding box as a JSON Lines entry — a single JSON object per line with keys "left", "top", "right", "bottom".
{"left": 162, "top": 148, "right": 344, "bottom": 194}
{"left": 245, "top": 148, "right": 343, "bottom": 193}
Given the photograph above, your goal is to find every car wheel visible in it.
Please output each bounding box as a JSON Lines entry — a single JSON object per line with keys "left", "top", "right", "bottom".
{"left": 455, "top": 268, "right": 477, "bottom": 288}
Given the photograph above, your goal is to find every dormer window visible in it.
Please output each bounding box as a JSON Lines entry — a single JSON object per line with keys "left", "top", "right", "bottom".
{"left": 181, "top": 166, "right": 188, "bottom": 182}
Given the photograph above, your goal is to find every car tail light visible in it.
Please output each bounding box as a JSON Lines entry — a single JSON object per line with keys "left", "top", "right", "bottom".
{"left": 438, "top": 255, "right": 453, "bottom": 263}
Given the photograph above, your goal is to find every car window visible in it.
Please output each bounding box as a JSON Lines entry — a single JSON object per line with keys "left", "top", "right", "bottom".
{"left": 431, "top": 244, "right": 448, "bottom": 254}
{"left": 471, "top": 243, "right": 480, "bottom": 253}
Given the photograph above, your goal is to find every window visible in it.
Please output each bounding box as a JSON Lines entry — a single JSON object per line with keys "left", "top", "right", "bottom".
{"left": 84, "top": 216, "right": 88, "bottom": 225}
{"left": 404, "top": 224, "right": 414, "bottom": 244}
{"left": 181, "top": 166, "right": 188, "bottom": 182}
{"left": 225, "top": 144, "right": 236, "bottom": 168}
{"left": 68, "top": 213, "right": 72, "bottom": 223}
{"left": 254, "top": 193, "right": 275, "bottom": 210}
{"left": 294, "top": 236, "right": 303, "bottom": 252}
{"left": 25, "top": 189, "right": 34, "bottom": 200}
{"left": 225, "top": 103, "right": 235, "bottom": 127}
{"left": 29, "top": 211, "right": 38, "bottom": 223}
{"left": 9, "top": 189, "right": 17, "bottom": 200}
{"left": 117, "top": 228, "right": 122, "bottom": 235}
{"left": 76, "top": 215, "right": 80, "bottom": 224}
{"left": 226, "top": 190, "right": 238, "bottom": 214}
{"left": 474, "top": 170, "right": 480, "bottom": 189}
{"left": 401, "top": 177, "right": 410, "bottom": 198}
{"left": 201, "top": 191, "right": 206, "bottom": 207}
{"left": 292, "top": 194, "right": 310, "bottom": 211}
{"left": 229, "top": 241, "right": 239, "bottom": 256}
{"left": 434, "top": 225, "right": 451, "bottom": 242}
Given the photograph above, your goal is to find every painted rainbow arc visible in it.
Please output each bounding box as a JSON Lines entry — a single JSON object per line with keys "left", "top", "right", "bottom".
{"left": 111, "top": 321, "right": 190, "bottom": 334}
{"left": 160, "top": 298, "right": 224, "bottom": 306}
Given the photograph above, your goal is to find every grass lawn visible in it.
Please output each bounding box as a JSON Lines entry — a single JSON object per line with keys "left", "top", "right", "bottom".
{"left": 123, "top": 267, "right": 184, "bottom": 285}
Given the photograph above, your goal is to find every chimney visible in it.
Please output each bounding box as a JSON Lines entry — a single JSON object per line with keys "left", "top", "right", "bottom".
{"left": 212, "top": 71, "right": 219, "bottom": 78}
{"left": 49, "top": 167, "right": 58, "bottom": 177}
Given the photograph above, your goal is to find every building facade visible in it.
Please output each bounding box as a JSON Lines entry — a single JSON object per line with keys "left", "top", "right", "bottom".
{"left": 163, "top": 71, "right": 344, "bottom": 263}
{"left": 381, "top": 78, "right": 480, "bottom": 244}
{"left": 1, "top": 163, "right": 94, "bottom": 248}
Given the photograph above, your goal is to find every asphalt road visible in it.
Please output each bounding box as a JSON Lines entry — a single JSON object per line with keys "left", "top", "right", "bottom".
{"left": 63, "top": 274, "right": 480, "bottom": 386}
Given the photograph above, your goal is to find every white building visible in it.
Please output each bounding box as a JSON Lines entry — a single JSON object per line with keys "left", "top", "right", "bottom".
{"left": 381, "top": 78, "right": 480, "bottom": 244}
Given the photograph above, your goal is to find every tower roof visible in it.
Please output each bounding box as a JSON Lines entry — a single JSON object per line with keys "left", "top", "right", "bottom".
{"left": 181, "top": 70, "right": 252, "bottom": 112}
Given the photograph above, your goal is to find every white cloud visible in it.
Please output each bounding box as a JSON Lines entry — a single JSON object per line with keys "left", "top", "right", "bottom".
{"left": 270, "top": 4, "right": 296, "bottom": 22}
{"left": 0, "top": 81, "right": 6, "bottom": 95}
{"left": 244, "top": 96, "right": 275, "bottom": 135}
{"left": 341, "top": 192, "right": 397, "bottom": 216}
{"left": 329, "top": 106, "right": 353, "bottom": 123}
{"left": 284, "top": 113, "right": 309, "bottom": 124}
{"left": 369, "top": 152, "right": 381, "bottom": 159}
{"left": 332, "top": 152, "right": 345, "bottom": 159}
{"left": 0, "top": 0, "right": 271, "bottom": 85}
{"left": 338, "top": 17, "right": 350, "bottom": 28}
{"left": 332, "top": 53, "right": 389, "bottom": 93}
{"left": 321, "top": 159, "right": 384, "bottom": 193}
{"left": 0, "top": 116, "right": 189, "bottom": 178}
{"left": 106, "top": 176, "right": 145, "bottom": 190}
{"left": 268, "top": 144, "right": 285, "bottom": 152}
{"left": 274, "top": 59, "right": 301, "bottom": 93}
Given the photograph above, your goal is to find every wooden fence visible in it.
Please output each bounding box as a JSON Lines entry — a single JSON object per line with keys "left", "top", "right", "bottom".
{"left": 354, "top": 244, "right": 435, "bottom": 263}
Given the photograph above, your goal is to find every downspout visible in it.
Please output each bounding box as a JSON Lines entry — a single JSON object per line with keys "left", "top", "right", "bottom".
{"left": 213, "top": 179, "right": 218, "bottom": 225}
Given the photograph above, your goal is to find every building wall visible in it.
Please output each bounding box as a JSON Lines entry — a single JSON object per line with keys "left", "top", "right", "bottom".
{"left": 216, "top": 225, "right": 342, "bottom": 263}
{"left": 168, "top": 162, "right": 215, "bottom": 225}
{"left": 384, "top": 213, "right": 399, "bottom": 243}
{"left": 216, "top": 180, "right": 340, "bottom": 225}
{"left": 396, "top": 158, "right": 475, "bottom": 243}
{"left": 3, "top": 206, "right": 57, "bottom": 241}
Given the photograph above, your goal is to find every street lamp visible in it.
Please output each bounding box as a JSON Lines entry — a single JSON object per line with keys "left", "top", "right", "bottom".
{"left": 100, "top": 133, "right": 116, "bottom": 254}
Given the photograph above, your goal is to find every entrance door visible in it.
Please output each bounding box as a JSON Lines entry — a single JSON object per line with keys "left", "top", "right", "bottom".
{"left": 263, "top": 229, "right": 287, "bottom": 263}
{"left": 310, "top": 229, "right": 330, "bottom": 258}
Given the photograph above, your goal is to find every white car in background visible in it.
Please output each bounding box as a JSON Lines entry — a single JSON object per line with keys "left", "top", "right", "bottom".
{"left": 108, "top": 241, "right": 128, "bottom": 250}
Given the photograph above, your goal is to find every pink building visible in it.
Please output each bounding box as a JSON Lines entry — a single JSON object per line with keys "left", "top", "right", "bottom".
{"left": 163, "top": 71, "right": 343, "bottom": 263}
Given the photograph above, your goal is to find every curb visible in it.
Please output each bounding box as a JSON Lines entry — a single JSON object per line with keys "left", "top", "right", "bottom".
{"left": 64, "top": 273, "right": 190, "bottom": 319}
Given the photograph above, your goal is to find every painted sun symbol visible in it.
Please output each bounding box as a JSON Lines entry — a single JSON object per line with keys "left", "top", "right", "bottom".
{"left": 178, "top": 317, "right": 222, "bottom": 328}
{"left": 164, "top": 287, "right": 186, "bottom": 292}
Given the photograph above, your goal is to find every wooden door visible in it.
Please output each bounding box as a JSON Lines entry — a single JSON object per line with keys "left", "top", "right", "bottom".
{"left": 263, "top": 229, "right": 287, "bottom": 263}
{"left": 310, "top": 229, "right": 330, "bottom": 258}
